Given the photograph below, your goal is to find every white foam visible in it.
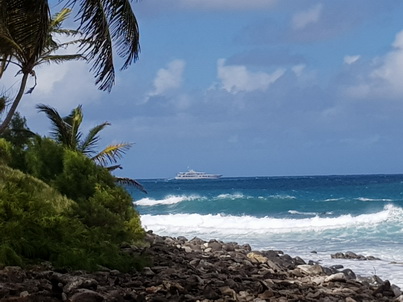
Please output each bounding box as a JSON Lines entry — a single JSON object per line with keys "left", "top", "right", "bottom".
{"left": 356, "top": 197, "right": 394, "bottom": 202}
{"left": 288, "top": 210, "right": 318, "bottom": 216}
{"left": 216, "top": 193, "right": 248, "bottom": 200}
{"left": 269, "top": 194, "right": 296, "bottom": 200}
{"left": 134, "top": 194, "right": 202, "bottom": 206}
{"left": 324, "top": 198, "right": 344, "bottom": 202}
{"left": 141, "top": 204, "right": 402, "bottom": 234}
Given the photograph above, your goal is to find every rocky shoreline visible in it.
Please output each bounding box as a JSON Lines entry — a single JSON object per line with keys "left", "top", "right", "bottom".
{"left": 0, "top": 232, "right": 402, "bottom": 302}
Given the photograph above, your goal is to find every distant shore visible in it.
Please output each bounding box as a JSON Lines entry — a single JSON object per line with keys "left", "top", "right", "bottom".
{"left": 0, "top": 232, "right": 401, "bottom": 301}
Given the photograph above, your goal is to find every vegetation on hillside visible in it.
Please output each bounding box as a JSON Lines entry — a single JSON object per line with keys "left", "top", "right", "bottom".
{"left": 0, "top": 113, "right": 146, "bottom": 272}
{"left": 0, "top": 0, "right": 144, "bottom": 271}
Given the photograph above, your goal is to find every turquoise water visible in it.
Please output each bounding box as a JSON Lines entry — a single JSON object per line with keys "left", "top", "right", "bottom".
{"left": 128, "top": 175, "right": 403, "bottom": 287}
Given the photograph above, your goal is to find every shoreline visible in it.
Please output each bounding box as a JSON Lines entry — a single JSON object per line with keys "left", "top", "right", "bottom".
{"left": 0, "top": 232, "right": 402, "bottom": 301}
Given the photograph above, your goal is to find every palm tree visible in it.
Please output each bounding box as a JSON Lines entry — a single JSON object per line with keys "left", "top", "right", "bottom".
{"left": 0, "top": 0, "right": 140, "bottom": 132}
{"left": 0, "top": 6, "right": 85, "bottom": 133}
{"left": 37, "top": 103, "right": 146, "bottom": 193}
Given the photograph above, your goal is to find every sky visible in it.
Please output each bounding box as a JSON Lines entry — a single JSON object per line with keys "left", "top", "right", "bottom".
{"left": 3, "top": 0, "right": 403, "bottom": 179}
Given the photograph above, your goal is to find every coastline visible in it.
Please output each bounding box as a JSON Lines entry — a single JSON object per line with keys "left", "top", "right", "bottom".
{"left": 0, "top": 232, "right": 402, "bottom": 301}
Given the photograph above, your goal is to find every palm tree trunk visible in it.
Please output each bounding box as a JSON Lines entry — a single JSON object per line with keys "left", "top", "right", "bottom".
{"left": 0, "top": 72, "right": 29, "bottom": 134}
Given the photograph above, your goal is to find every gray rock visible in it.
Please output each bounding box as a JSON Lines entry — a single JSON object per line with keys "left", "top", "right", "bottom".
{"left": 70, "top": 289, "right": 105, "bottom": 302}
{"left": 325, "top": 273, "right": 347, "bottom": 283}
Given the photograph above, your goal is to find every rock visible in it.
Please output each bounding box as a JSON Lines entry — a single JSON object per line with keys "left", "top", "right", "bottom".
{"left": 297, "top": 264, "right": 324, "bottom": 275}
{"left": 342, "top": 268, "right": 356, "bottom": 280}
{"left": 70, "top": 289, "right": 105, "bottom": 302}
{"left": 345, "top": 251, "right": 358, "bottom": 259}
{"left": 247, "top": 251, "right": 268, "bottom": 264}
{"left": 391, "top": 284, "right": 402, "bottom": 297}
{"left": 325, "top": 273, "right": 346, "bottom": 283}
{"left": 331, "top": 251, "right": 381, "bottom": 261}
{"left": 63, "top": 277, "right": 98, "bottom": 294}
{"left": 207, "top": 240, "right": 223, "bottom": 251}
{"left": 0, "top": 233, "right": 398, "bottom": 302}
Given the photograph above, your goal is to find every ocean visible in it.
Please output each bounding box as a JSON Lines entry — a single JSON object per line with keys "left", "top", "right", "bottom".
{"left": 127, "top": 174, "right": 403, "bottom": 288}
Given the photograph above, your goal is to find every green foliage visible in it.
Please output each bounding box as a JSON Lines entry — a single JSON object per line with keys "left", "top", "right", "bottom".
{"left": 0, "top": 148, "right": 145, "bottom": 271}
{"left": 0, "top": 138, "right": 12, "bottom": 164}
{"left": 24, "top": 137, "right": 65, "bottom": 183}
{"left": 0, "top": 244, "right": 23, "bottom": 267}
{"left": 0, "top": 112, "right": 34, "bottom": 170}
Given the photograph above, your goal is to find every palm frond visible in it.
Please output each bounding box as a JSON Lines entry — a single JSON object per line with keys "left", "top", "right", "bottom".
{"left": 0, "top": 0, "right": 51, "bottom": 67}
{"left": 91, "top": 142, "right": 132, "bottom": 166}
{"left": 36, "top": 104, "right": 71, "bottom": 147}
{"left": 50, "top": 8, "right": 72, "bottom": 31}
{"left": 64, "top": 105, "right": 83, "bottom": 150}
{"left": 106, "top": 164, "right": 122, "bottom": 171}
{"left": 66, "top": 0, "right": 140, "bottom": 92}
{"left": 105, "top": 0, "right": 140, "bottom": 70}
{"left": 38, "top": 54, "right": 86, "bottom": 65}
{"left": 67, "top": 0, "right": 115, "bottom": 92}
{"left": 79, "top": 121, "right": 111, "bottom": 155}
{"left": 115, "top": 176, "right": 147, "bottom": 194}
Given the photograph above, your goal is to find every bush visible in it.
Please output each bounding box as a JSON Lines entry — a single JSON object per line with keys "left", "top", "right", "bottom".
{"left": 0, "top": 139, "right": 12, "bottom": 165}
{"left": 0, "top": 148, "right": 145, "bottom": 271}
{"left": 24, "top": 137, "right": 64, "bottom": 183}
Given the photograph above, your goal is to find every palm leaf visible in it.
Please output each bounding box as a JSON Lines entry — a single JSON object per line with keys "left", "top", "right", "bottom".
{"left": 66, "top": 0, "right": 140, "bottom": 92}
{"left": 67, "top": 0, "right": 115, "bottom": 92}
{"left": 38, "top": 54, "right": 86, "bottom": 65}
{"left": 91, "top": 142, "right": 132, "bottom": 166}
{"left": 0, "top": 0, "right": 50, "bottom": 67}
{"left": 115, "top": 176, "right": 147, "bottom": 194}
{"left": 105, "top": 0, "right": 140, "bottom": 70}
{"left": 36, "top": 104, "right": 71, "bottom": 147}
{"left": 63, "top": 105, "right": 83, "bottom": 150}
{"left": 80, "top": 121, "right": 111, "bottom": 155}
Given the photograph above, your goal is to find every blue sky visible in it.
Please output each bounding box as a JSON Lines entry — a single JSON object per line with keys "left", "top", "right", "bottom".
{"left": 3, "top": 0, "right": 403, "bottom": 179}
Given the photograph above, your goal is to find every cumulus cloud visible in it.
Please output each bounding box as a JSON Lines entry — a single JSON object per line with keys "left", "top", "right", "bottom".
{"left": 344, "top": 29, "right": 403, "bottom": 99}
{"left": 217, "top": 59, "right": 285, "bottom": 93}
{"left": 292, "top": 64, "right": 306, "bottom": 77}
{"left": 370, "top": 30, "right": 403, "bottom": 94}
{"left": 344, "top": 55, "right": 361, "bottom": 65}
{"left": 291, "top": 4, "right": 323, "bottom": 30}
{"left": 148, "top": 60, "right": 185, "bottom": 97}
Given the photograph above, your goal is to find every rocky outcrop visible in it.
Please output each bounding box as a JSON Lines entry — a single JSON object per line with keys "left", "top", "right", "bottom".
{"left": 0, "top": 232, "right": 401, "bottom": 301}
{"left": 331, "top": 251, "right": 381, "bottom": 261}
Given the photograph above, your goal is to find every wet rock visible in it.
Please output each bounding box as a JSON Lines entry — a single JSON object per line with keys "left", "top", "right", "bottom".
{"left": 331, "top": 252, "right": 381, "bottom": 261}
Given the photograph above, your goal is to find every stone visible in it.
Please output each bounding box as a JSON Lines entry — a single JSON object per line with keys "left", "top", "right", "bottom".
{"left": 247, "top": 252, "right": 268, "bottom": 264}
{"left": 297, "top": 264, "right": 324, "bottom": 276}
{"left": 341, "top": 268, "right": 356, "bottom": 280}
{"left": 325, "top": 273, "right": 346, "bottom": 283}
{"left": 0, "top": 233, "right": 398, "bottom": 302}
{"left": 70, "top": 289, "right": 105, "bottom": 302}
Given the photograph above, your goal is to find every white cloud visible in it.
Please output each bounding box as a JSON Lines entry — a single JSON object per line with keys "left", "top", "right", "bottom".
{"left": 292, "top": 64, "right": 306, "bottom": 77}
{"left": 292, "top": 4, "right": 323, "bottom": 30}
{"left": 178, "top": 0, "right": 277, "bottom": 10}
{"left": 217, "top": 59, "right": 285, "bottom": 93}
{"left": 344, "top": 30, "right": 403, "bottom": 99}
{"left": 344, "top": 55, "right": 361, "bottom": 65}
{"left": 368, "top": 30, "right": 403, "bottom": 97}
{"left": 148, "top": 59, "right": 185, "bottom": 97}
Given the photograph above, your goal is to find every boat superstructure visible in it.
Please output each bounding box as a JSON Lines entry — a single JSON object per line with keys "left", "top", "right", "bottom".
{"left": 175, "top": 169, "right": 222, "bottom": 180}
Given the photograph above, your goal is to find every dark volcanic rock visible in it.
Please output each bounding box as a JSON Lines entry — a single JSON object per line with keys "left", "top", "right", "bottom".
{"left": 0, "top": 232, "right": 401, "bottom": 302}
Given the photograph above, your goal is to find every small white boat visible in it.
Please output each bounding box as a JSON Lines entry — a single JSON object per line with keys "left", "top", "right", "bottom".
{"left": 175, "top": 169, "right": 222, "bottom": 180}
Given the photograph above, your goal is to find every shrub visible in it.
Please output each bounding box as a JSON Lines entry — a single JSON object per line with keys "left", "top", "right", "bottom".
{"left": 0, "top": 160, "right": 145, "bottom": 271}
{"left": 0, "top": 139, "right": 12, "bottom": 165}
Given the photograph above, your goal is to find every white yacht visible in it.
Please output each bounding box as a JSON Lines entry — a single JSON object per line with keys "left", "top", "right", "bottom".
{"left": 175, "top": 169, "right": 222, "bottom": 180}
